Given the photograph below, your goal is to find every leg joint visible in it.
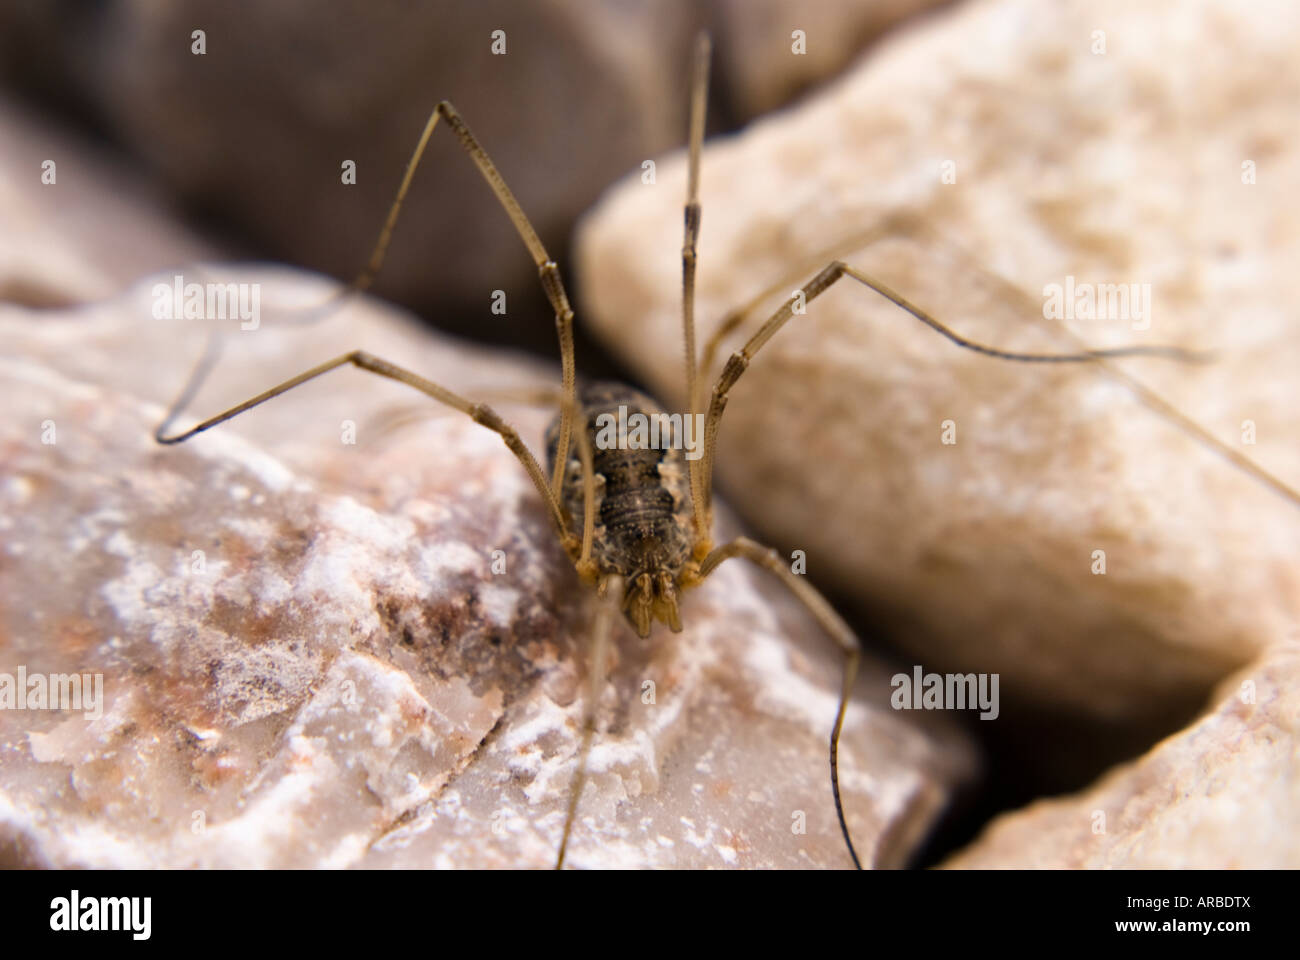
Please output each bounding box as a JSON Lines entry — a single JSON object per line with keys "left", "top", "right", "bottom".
{"left": 714, "top": 351, "right": 749, "bottom": 396}
{"left": 807, "top": 260, "right": 848, "bottom": 297}
{"left": 683, "top": 201, "right": 701, "bottom": 236}
{"left": 539, "top": 262, "right": 572, "bottom": 315}
{"left": 470, "top": 402, "right": 504, "bottom": 432}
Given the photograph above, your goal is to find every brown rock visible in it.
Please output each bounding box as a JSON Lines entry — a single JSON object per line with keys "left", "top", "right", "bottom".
{"left": 1, "top": 0, "right": 697, "bottom": 343}
{"left": 0, "top": 1, "right": 949, "bottom": 347}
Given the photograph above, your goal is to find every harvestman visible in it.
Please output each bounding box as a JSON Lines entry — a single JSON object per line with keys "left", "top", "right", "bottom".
{"left": 155, "top": 34, "right": 1214, "bottom": 869}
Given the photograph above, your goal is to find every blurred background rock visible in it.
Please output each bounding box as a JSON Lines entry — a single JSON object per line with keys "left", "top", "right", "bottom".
{"left": 0, "top": 0, "right": 951, "bottom": 361}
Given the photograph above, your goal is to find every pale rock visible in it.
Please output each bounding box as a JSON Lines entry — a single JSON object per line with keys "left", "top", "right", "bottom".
{"left": 0, "top": 269, "right": 976, "bottom": 868}
{"left": 943, "top": 641, "right": 1300, "bottom": 868}
{"left": 575, "top": 0, "right": 1300, "bottom": 726}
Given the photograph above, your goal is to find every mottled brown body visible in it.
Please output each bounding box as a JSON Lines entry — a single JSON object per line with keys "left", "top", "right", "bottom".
{"left": 546, "top": 381, "right": 695, "bottom": 635}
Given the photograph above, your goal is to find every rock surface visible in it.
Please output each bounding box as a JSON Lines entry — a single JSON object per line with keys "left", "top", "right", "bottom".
{"left": 943, "top": 641, "right": 1300, "bottom": 868}
{"left": 0, "top": 269, "right": 976, "bottom": 868}
{"left": 575, "top": 0, "right": 1300, "bottom": 727}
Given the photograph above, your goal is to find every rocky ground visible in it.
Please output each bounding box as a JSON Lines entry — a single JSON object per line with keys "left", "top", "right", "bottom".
{"left": 0, "top": 265, "right": 976, "bottom": 868}
{"left": 1, "top": 0, "right": 1296, "bottom": 868}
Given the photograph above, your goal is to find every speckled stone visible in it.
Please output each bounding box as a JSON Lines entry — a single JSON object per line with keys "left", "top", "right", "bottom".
{"left": 0, "top": 269, "right": 977, "bottom": 868}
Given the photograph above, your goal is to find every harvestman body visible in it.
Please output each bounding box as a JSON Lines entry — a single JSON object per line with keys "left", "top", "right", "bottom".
{"left": 155, "top": 34, "right": 1214, "bottom": 868}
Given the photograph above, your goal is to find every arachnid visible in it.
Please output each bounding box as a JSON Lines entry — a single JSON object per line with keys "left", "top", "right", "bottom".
{"left": 154, "top": 33, "right": 1206, "bottom": 869}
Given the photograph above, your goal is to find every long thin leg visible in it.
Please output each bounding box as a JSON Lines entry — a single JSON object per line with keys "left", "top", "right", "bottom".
{"left": 696, "top": 259, "right": 1211, "bottom": 527}
{"left": 454, "top": 384, "right": 598, "bottom": 581}
{"left": 569, "top": 410, "right": 599, "bottom": 582}
{"left": 161, "top": 100, "right": 581, "bottom": 480}
{"left": 469, "top": 388, "right": 598, "bottom": 577}
{"left": 681, "top": 32, "right": 712, "bottom": 547}
{"left": 154, "top": 350, "right": 574, "bottom": 544}
{"left": 556, "top": 574, "right": 625, "bottom": 869}
{"left": 695, "top": 536, "right": 863, "bottom": 869}
{"left": 413, "top": 102, "right": 578, "bottom": 503}
{"left": 352, "top": 383, "right": 603, "bottom": 582}
{"left": 697, "top": 215, "right": 914, "bottom": 385}
{"left": 347, "top": 101, "right": 580, "bottom": 490}
{"left": 925, "top": 242, "right": 1300, "bottom": 513}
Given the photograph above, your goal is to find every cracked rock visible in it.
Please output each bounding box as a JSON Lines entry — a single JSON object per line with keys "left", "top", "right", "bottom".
{"left": 943, "top": 641, "right": 1300, "bottom": 868}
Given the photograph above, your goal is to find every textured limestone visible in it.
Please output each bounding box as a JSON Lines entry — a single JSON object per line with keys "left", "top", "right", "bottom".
{"left": 0, "top": 270, "right": 976, "bottom": 868}
{"left": 943, "top": 641, "right": 1300, "bottom": 868}
{"left": 575, "top": 0, "right": 1300, "bottom": 725}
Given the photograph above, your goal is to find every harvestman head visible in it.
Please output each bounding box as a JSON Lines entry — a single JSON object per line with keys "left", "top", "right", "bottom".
{"left": 155, "top": 33, "right": 1216, "bottom": 869}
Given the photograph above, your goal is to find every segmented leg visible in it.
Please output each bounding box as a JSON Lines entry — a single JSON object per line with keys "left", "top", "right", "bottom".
{"left": 696, "top": 259, "right": 1210, "bottom": 528}
{"left": 696, "top": 216, "right": 914, "bottom": 383}
{"left": 412, "top": 102, "right": 578, "bottom": 502}
{"left": 161, "top": 98, "right": 581, "bottom": 507}
{"left": 442, "top": 384, "right": 599, "bottom": 577}
{"left": 556, "top": 574, "right": 625, "bottom": 869}
{"left": 922, "top": 244, "right": 1300, "bottom": 512}
{"left": 691, "top": 537, "right": 862, "bottom": 868}
{"left": 680, "top": 32, "right": 712, "bottom": 549}
{"left": 154, "top": 350, "right": 574, "bottom": 545}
